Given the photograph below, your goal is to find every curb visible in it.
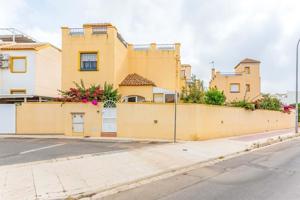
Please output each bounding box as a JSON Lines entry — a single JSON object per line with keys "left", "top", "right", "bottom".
{"left": 0, "top": 135, "right": 172, "bottom": 143}
{"left": 73, "top": 133, "right": 300, "bottom": 200}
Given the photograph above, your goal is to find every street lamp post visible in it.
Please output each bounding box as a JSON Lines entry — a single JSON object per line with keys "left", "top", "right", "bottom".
{"left": 173, "top": 91, "right": 177, "bottom": 143}
{"left": 296, "top": 39, "right": 300, "bottom": 133}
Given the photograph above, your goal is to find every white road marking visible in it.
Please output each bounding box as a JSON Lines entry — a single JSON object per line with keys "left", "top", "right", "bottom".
{"left": 19, "top": 143, "right": 65, "bottom": 155}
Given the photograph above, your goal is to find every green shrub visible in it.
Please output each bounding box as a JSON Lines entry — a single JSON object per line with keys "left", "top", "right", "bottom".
{"left": 229, "top": 100, "right": 255, "bottom": 111}
{"left": 180, "top": 75, "right": 205, "bottom": 103}
{"left": 102, "top": 82, "right": 121, "bottom": 103}
{"left": 204, "top": 88, "right": 226, "bottom": 105}
{"left": 254, "top": 94, "right": 282, "bottom": 111}
{"left": 289, "top": 104, "right": 299, "bottom": 120}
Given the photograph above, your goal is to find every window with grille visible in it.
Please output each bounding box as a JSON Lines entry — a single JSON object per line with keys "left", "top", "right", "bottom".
{"left": 80, "top": 53, "right": 97, "bottom": 71}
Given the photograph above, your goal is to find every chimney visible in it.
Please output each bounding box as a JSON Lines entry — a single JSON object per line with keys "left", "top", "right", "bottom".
{"left": 211, "top": 68, "right": 216, "bottom": 78}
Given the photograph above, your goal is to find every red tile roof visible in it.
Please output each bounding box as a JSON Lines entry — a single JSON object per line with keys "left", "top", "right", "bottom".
{"left": 119, "top": 73, "right": 156, "bottom": 86}
{"left": 240, "top": 58, "right": 261, "bottom": 63}
{"left": 235, "top": 58, "right": 260, "bottom": 68}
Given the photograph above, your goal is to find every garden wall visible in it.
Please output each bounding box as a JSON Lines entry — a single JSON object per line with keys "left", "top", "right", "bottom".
{"left": 16, "top": 102, "right": 102, "bottom": 137}
{"left": 16, "top": 103, "right": 64, "bottom": 134}
{"left": 117, "top": 103, "right": 294, "bottom": 140}
{"left": 16, "top": 102, "right": 294, "bottom": 140}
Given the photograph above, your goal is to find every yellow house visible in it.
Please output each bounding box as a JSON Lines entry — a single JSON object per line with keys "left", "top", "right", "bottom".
{"left": 179, "top": 64, "right": 192, "bottom": 90}
{"left": 61, "top": 23, "right": 191, "bottom": 103}
{"left": 209, "top": 58, "right": 261, "bottom": 102}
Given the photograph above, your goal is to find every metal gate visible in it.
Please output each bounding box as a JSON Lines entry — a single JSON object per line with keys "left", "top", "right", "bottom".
{"left": 0, "top": 104, "right": 16, "bottom": 134}
{"left": 102, "top": 100, "right": 117, "bottom": 136}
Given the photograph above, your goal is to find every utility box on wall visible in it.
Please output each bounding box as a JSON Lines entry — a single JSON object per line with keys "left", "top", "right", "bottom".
{"left": 71, "top": 113, "right": 84, "bottom": 133}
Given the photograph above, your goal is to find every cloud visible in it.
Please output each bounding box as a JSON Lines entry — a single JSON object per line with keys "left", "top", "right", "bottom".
{"left": 0, "top": 0, "right": 28, "bottom": 26}
{"left": 1, "top": 0, "right": 300, "bottom": 93}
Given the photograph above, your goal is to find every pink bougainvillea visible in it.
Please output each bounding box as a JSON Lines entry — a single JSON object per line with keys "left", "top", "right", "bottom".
{"left": 56, "top": 80, "right": 120, "bottom": 105}
{"left": 91, "top": 99, "right": 98, "bottom": 106}
{"left": 283, "top": 105, "right": 294, "bottom": 114}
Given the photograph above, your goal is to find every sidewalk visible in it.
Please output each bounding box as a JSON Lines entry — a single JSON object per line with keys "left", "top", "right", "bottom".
{"left": 0, "top": 129, "right": 297, "bottom": 200}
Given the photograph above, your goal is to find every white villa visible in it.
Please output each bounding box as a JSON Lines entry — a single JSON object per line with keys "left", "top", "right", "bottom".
{"left": 0, "top": 28, "right": 61, "bottom": 102}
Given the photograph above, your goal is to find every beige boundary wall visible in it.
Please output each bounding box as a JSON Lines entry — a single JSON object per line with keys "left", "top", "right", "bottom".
{"left": 16, "top": 102, "right": 102, "bottom": 137}
{"left": 16, "top": 102, "right": 294, "bottom": 140}
{"left": 16, "top": 103, "right": 64, "bottom": 134}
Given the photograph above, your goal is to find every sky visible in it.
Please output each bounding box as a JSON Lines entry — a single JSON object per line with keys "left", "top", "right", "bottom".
{"left": 0, "top": 0, "right": 299, "bottom": 93}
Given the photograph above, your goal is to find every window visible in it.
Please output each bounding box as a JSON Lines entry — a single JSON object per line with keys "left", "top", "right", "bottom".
{"left": 165, "top": 94, "right": 175, "bottom": 103}
{"left": 80, "top": 52, "right": 98, "bottom": 71}
{"left": 10, "top": 89, "right": 26, "bottom": 94}
{"left": 153, "top": 93, "right": 164, "bottom": 103}
{"left": 10, "top": 57, "right": 26, "bottom": 73}
{"left": 124, "top": 96, "right": 145, "bottom": 103}
{"left": 246, "top": 84, "right": 250, "bottom": 92}
{"left": 128, "top": 96, "right": 137, "bottom": 102}
{"left": 230, "top": 83, "right": 240, "bottom": 93}
{"left": 245, "top": 66, "right": 250, "bottom": 74}
{"left": 180, "top": 70, "right": 186, "bottom": 79}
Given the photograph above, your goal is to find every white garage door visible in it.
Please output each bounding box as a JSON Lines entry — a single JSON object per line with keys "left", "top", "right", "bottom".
{"left": 0, "top": 104, "right": 16, "bottom": 134}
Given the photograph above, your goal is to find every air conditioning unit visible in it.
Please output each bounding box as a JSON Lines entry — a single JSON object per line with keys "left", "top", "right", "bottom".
{"left": 0, "top": 54, "right": 9, "bottom": 68}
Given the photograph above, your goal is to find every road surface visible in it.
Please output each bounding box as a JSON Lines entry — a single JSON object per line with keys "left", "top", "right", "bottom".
{"left": 104, "top": 138, "right": 300, "bottom": 200}
{"left": 0, "top": 138, "right": 162, "bottom": 166}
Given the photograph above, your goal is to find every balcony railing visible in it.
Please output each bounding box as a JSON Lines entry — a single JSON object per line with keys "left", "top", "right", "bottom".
{"left": 117, "top": 32, "right": 128, "bottom": 47}
{"left": 219, "top": 72, "right": 242, "bottom": 76}
{"left": 92, "top": 27, "right": 107, "bottom": 34}
{"left": 157, "top": 44, "right": 175, "bottom": 50}
{"left": 132, "top": 43, "right": 176, "bottom": 51}
{"left": 133, "top": 44, "right": 150, "bottom": 50}
{"left": 69, "top": 28, "right": 84, "bottom": 35}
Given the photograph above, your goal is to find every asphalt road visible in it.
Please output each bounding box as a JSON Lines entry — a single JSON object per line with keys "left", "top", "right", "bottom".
{"left": 0, "top": 138, "right": 161, "bottom": 166}
{"left": 103, "top": 138, "right": 300, "bottom": 200}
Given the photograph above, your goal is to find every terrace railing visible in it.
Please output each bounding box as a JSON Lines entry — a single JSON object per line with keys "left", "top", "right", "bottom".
{"left": 133, "top": 44, "right": 150, "bottom": 50}
{"left": 92, "top": 27, "right": 107, "bottom": 34}
{"left": 219, "top": 72, "right": 242, "bottom": 76}
{"left": 69, "top": 28, "right": 84, "bottom": 35}
{"left": 157, "top": 44, "right": 176, "bottom": 50}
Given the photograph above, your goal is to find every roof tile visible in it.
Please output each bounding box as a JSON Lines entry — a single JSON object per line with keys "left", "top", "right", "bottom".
{"left": 119, "top": 73, "right": 156, "bottom": 86}
{"left": 240, "top": 58, "right": 261, "bottom": 63}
